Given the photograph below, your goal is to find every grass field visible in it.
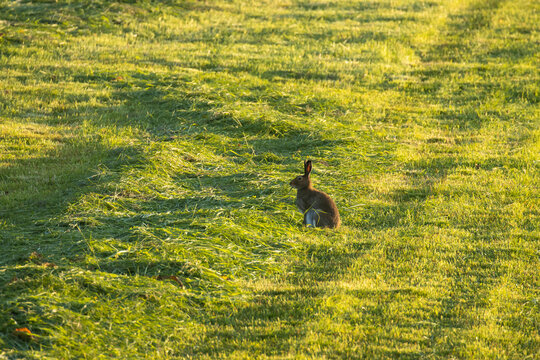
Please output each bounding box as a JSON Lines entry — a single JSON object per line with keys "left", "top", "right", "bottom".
{"left": 0, "top": 0, "right": 539, "bottom": 358}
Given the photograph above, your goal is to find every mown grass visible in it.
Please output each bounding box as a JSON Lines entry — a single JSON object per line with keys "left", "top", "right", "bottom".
{"left": 0, "top": 0, "right": 538, "bottom": 358}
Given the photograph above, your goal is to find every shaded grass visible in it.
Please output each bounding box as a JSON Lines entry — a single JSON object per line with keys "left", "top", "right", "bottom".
{"left": 1, "top": 0, "right": 539, "bottom": 358}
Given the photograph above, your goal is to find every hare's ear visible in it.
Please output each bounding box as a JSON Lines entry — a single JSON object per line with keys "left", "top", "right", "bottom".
{"left": 305, "top": 160, "right": 312, "bottom": 176}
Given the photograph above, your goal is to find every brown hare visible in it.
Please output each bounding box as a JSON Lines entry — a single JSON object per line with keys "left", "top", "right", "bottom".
{"left": 289, "top": 160, "right": 340, "bottom": 229}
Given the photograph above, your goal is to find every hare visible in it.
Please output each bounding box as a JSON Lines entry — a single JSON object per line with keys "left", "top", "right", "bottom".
{"left": 289, "top": 160, "right": 340, "bottom": 229}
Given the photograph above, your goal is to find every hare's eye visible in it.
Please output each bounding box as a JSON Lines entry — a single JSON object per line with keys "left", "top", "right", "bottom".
{"left": 297, "top": 176, "right": 303, "bottom": 180}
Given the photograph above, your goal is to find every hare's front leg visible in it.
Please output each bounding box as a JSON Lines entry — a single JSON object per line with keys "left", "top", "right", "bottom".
{"left": 304, "top": 209, "right": 317, "bottom": 228}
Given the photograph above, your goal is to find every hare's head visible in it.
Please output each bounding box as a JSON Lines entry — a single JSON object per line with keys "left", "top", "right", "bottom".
{"left": 290, "top": 160, "right": 313, "bottom": 189}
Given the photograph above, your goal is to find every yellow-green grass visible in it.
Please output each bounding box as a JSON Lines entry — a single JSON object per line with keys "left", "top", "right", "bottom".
{"left": 0, "top": 0, "right": 538, "bottom": 358}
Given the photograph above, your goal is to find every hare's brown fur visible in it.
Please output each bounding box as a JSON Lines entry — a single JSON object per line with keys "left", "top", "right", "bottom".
{"left": 290, "top": 160, "right": 340, "bottom": 229}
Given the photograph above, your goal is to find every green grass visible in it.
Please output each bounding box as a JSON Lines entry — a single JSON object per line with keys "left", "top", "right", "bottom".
{"left": 0, "top": 0, "right": 538, "bottom": 358}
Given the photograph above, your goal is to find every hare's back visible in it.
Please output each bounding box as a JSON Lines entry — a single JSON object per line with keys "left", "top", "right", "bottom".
{"left": 313, "top": 190, "right": 338, "bottom": 214}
